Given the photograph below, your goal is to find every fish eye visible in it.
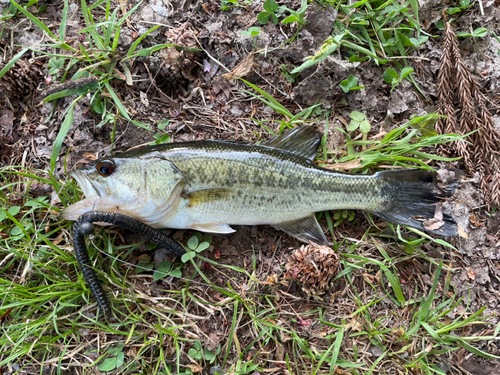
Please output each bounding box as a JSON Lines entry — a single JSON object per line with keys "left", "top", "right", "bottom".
{"left": 96, "top": 160, "right": 115, "bottom": 177}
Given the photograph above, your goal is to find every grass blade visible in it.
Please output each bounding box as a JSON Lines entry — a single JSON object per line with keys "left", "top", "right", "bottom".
{"left": 50, "top": 96, "right": 81, "bottom": 172}
{"left": 9, "top": 0, "right": 59, "bottom": 40}
{"left": 127, "top": 25, "right": 161, "bottom": 57}
{"left": 59, "top": 0, "right": 69, "bottom": 41}
{"left": 0, "top": 48, "right": 28, "bottom": 79}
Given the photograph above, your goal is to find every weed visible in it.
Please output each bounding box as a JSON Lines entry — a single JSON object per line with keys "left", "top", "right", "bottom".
{"left": 5, "top": 0, "right": 199, "bottom": 172}
{"left": 339, "top": 74, "right": 364, "bottom": 93}
{"left": 181, "top": 233, "right": 213, "bottom": 263}
{"left": 257, "top": 0, "right": 286, "bottom": 25}
{"left": 187, "top": 341, "right": 221, "bottom": 364}
{"left": 98, "top": 344, "right": 125, "bottom": 371}
{"left": 456, "top": 27, "right": 489, "bottom": 38}
{"left": 150, "top": 119, "right": 172, "bottom": 145}
{"left": 291, "top": 0, "right": 429, "bottom": 99}
{"left": 281, "top": 0, "right": 307, "bottom": 26}
{"left": 280, "top": 63, "right": 299, "bottom": 83}
{"left": 383, "top": 66, "right": 414, "bottom": 91}
{"left": 241, "top": 27, "right": 261, "bottom": 49}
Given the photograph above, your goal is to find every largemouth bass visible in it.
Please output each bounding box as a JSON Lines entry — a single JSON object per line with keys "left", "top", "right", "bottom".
{"left": 61, "top": 126, "right": 461, "bottom": 244}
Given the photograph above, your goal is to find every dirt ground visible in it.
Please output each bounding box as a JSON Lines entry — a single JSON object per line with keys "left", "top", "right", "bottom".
{"left": 1, "top": 0, "right": 500, "bottom": 374}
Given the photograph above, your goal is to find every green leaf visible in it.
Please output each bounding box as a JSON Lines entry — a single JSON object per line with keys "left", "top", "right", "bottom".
{"left": 104, "top": 82, "right": 131, "bottom": 121}
{"left": 108, "top": 345, "right": 124, "bottom": 357}
{"left": 400, "top": 67, "right": 414, "bottom": 80}
{"left": 410, "top": 115, "right": 438, "bottom": 137}
{"left": 181, "top": 252, "right": 196, "bottom": 263}
{"left": 116, "top": 351, "right": 124, "bottom": 368}
{"left": 281, "top": 15, "right": 297, "bottom": 24}
{"left": 203, "top": 349, "right": 215, "bottom": 361}
{"left": 472, "top": 27, "right": 488, "bottom": 37}
{"left": 359, "top": 120, "right": 371, "bottom": 133}
{"left": 11, "top": 226, "right": 23, "bottom": 236}
{"left": 270, "top": 13, "right": 279, "bottom": 25}
{"left": 8, "top": 206, "right": 21, "bottom": 216}
{"left": 350, "top": 111, "right": 365, "bottom": 122}
{"left": 263, "top": 0, "right": 278, "bottom": 13}
{"left": 196, "top": 242, "right": 210, "bottom": 253}
{"left": 9, "top": 0, "right": 59, "bottom": 40}
{"left": 346, "top": 121, "right": 359, "bottom": 132}
{"left": 127, "top": 24, "right": 161, "bottom": 57}
{"left": 383, "top": 68, "right": 399, "bottom": 84}
{"left": 170, "top": 268, "right": 182, "bottom": 278}
{"left": 0, "top": 48, "right": 29, "bottom": 80}
{"left": 290, "top": 34, "right": 343, "bottom": 74}
{"left": 340, "top": 79, "right": 350, "bottom": 93}
{"left": 257, "top": 12, "right": 270, "bottom": 24}
{"left": 98, "top": 357, "right": 117, "bottom": 371}
{"left": 153, "top": 260, "right": 173, "bottom": 281}
{"left": 188, "top": 236, "right": 199, "bottom": 250}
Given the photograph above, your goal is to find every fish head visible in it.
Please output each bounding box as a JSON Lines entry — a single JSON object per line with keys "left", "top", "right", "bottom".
{"left": 61, "top": 157, "right": 147, "bottom": 221}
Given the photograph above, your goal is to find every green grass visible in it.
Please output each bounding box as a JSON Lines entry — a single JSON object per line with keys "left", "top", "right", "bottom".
{"left": 1, "top": 0, "right": 498, "bottom": 374}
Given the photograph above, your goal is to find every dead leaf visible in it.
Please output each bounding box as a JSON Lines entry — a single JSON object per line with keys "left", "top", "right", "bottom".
{"left": 275, "top": 344, "right": 285, "bottom": 361}
{"left": 266, "top": 274, "right": 279, "bottom": 284}
{"left": 140, "top": 91, "right": 149, "bottom": 107}
{"left": 186, "top": 364, "right": 203, "bottom": 373}
{"left": 350, "top": 318, "right": 363, "bottom": 332}
{"left": 222, "top": 50, "right": 255, "bottom": 80}
{"left": 324, "top": 159, "right": 362, "bottom": 171}
{"left": 423, "top": 218, "right": 445, "bottom": 231}
{"left": 213, "top": 76, "right": 231, "bottom": 98}
{"left": 467, "top": 268, "right": 476, "bottom": 281}
{"left": 362, "top": 273, "right": 375, "bottom": 284}
{"left": 81, "top": 153, "right": 96, "bottom": 162}
{"left": 457, "top": 224, "right": 468, "bottom": 239}
{"left": 391, "top": 327, "right": 404, "bottom": 337}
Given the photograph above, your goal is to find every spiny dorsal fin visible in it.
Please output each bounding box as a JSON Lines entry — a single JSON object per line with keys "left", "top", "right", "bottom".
{"left": 262, "top": 126, "right": 322, "bottom": 161}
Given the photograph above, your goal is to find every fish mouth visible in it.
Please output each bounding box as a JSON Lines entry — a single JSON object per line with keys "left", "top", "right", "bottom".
{"left": 60, "top": 170, "right": 103, "bottom": 221}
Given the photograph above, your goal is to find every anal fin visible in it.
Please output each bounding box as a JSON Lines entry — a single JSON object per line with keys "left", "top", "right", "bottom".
{"left": 273, "top": 215, "right": 329, "bottom": 245}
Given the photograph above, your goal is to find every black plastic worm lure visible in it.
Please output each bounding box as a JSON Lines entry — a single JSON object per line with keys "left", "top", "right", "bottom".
{"left": 72, "top": 211, "right": 186, "bottom": 317}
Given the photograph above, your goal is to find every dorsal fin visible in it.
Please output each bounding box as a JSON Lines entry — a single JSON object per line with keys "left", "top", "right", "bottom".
{"left": 262, "top": 126, "right": 322, "bottom": 161}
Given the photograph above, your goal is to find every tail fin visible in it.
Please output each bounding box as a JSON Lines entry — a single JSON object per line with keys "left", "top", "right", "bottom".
{"left": 374, "top": 169, "right": 463, "bottom": 236}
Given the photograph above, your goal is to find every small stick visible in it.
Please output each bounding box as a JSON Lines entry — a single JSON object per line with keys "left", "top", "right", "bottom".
{"left": 36, "top": 76, "right": 98, "bottom": 104}
{"left": 73, "top": 211, "right": 186, "bottom": 318}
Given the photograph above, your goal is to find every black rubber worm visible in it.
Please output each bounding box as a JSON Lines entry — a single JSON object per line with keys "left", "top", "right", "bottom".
{"left": 72, "top": 211, "right": 186, "bottom": 317}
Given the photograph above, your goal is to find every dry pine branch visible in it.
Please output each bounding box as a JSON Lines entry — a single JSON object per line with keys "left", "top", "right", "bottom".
{"left": 436, "top": 23, "right": 500, "bottom": 207}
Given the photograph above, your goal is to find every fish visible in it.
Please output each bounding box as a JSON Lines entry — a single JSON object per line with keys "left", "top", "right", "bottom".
{"left": 61, "top": 126, "right": 462, "bottom": 245}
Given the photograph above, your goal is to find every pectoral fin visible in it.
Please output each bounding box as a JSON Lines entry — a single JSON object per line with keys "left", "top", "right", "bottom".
{"left": 273, "top": 215, "right": 329, "bottom": 245}
{"left": 183, "top": 188, "right": 234, "bottom": 207}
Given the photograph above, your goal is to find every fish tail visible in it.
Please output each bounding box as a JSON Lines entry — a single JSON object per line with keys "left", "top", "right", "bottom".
{"left": 374, "top": 169, "right": 463, "bottom": 236}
